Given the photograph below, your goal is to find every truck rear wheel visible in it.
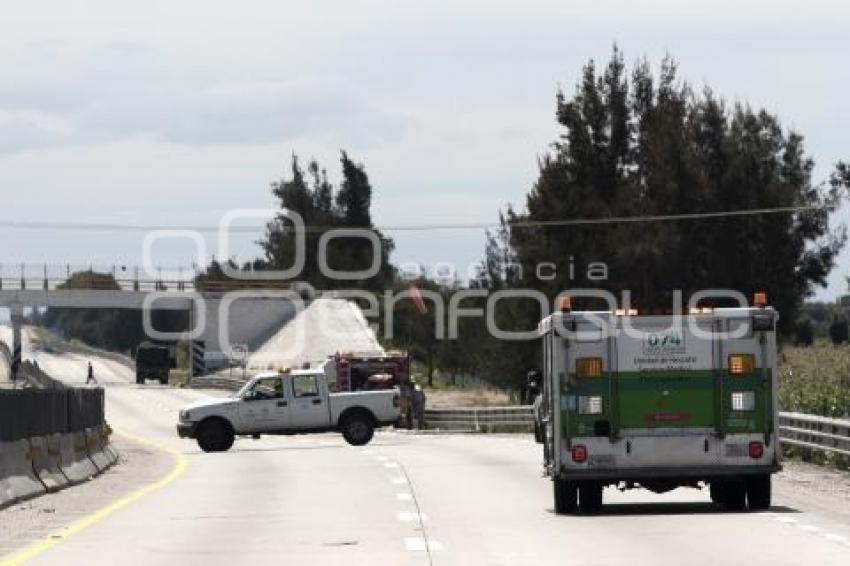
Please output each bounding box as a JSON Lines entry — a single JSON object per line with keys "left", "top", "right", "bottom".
{"left": 720, "top": 480, "right": 746, "bottom": 511}
{"left": 196, "top": 420, "right": 234, "bottom": 452}
{"left": 578, "top": 482, "right": 603, "bottom": 514}
{"left": 341, "top": 414, "right": 374, "bottom": 446}
{"left": 746, "top": 475, "right": 771, "bottom": 510}
{"left": 553, "top": 479, "right": 577, "bottom": 514}
{"left": 709, "top": 482, "right": 724, "bottom": 504}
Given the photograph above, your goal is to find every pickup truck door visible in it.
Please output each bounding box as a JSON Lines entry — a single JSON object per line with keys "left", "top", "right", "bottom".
{"left": 237, "top": 376, "right": 290, "bottom": 432}
{"left": 289, "top": 374, "right": 331, "bottom": 429}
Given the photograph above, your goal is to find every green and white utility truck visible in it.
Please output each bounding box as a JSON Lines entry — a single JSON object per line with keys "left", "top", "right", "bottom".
{"left": 537, "top": 298, "right": 780, "bottom": 514}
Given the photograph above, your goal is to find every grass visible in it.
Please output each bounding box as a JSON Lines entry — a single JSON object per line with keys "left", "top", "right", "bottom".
{"left": 778, "top": 343, "right": 850, "bottom": 469}
{"left": 779, "top": 343, "right": 850, "bottom": 418}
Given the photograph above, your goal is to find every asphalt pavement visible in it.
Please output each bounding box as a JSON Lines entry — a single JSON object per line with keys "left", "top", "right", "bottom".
{"left": 1, "top": 346, "right": 849, "bottom": 565}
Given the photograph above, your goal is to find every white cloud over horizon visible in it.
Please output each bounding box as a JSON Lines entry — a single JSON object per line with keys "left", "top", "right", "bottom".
{"left": 1, "top": 0, "right": 849, "bottom": 300}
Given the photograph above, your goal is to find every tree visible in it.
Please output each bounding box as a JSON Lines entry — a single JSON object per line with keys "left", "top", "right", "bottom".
{"left": 794, "top": 319, "right": 814, "bottom": 346}
{"left": 259, "top": 152, "right": 395, "bottom": 292}
{"left": 505, "top": 48, "right": 847, "bottom": 335}
{"left": 829, "top": 317, "right": 848, "bottom": 345}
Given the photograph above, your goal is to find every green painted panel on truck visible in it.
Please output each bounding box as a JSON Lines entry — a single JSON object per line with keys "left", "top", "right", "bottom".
{"left": 561, "top": 369, "right": 771, "bottom": 437}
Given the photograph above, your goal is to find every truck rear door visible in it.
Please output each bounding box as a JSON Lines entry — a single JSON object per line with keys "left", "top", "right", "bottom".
{"left": 615, "top": 317, "right": 716, "bottom": 432}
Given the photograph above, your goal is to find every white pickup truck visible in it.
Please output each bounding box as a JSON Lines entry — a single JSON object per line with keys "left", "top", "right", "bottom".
{"left": 177, "top": 369, "right": 400, "bottom": 452}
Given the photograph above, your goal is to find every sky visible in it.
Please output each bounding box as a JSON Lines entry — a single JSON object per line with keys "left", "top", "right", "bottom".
{"left": 0, "top": 0, "right": 849, "bottom": 299}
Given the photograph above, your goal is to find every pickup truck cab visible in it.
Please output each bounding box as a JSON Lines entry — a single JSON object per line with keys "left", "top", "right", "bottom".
{"left": 177, "top": 369, "right": 400, "bottom": 452}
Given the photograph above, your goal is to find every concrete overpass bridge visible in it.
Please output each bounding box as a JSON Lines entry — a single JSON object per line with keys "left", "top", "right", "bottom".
{"left": 0, "top": 263, "right": 310, "bottom": 377}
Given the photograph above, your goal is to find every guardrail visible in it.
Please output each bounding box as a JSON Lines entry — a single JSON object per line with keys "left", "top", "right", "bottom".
{"left": 425, "top": 406, "right": 535, "bottom": 432}
{"left": 189, "top": 375, "right": 246, "bottom": 391}
{"left": 425, "top": 406, "right": 850, "bottom": 457}
{"left": 777, "top": 411, "right": 850, "bottom": 458}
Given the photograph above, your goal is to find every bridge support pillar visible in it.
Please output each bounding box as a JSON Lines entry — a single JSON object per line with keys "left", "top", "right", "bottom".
{"left": 10, "top": 304, "right": 23, "bottom": 383}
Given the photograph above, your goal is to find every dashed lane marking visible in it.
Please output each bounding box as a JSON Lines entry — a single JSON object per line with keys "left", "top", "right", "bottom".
{"left": 404, "top": 537, "right": 443, "bottom": 552}
{"left": 391, "top": 477, "right": 407, "bottom": 485}
{"left": 396, "top": 493, "right": 413, "bottom": 501}
{"left": 398, "top": 512, "right": 428, "bottom": 522}
{"left": 767, "top": 513, "right": 850, "bottom": 548}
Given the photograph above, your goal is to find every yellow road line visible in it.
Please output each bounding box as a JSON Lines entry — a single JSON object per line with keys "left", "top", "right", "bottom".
{"left": 0, "top": 429, "right": 188, "bottom": 566}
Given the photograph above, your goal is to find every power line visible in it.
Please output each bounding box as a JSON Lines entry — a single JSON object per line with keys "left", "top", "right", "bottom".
{"left": 0, "top": 204, "right": 832, "bottom": 234}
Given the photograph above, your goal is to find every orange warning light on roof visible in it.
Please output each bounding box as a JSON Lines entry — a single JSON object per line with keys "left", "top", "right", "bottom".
{"left": 754, "top": 292, "right": 768, "bottom": 308}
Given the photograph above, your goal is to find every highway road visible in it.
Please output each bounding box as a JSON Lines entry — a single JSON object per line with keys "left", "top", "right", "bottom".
{"left": 2, "top": 344, "right": 850, "bottom": 565}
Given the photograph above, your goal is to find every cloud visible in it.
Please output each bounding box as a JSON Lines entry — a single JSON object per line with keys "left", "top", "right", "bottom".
{"left": 0, "top": 76, "right": 413, "bottom": 154}
{"left": 0, "top": 110, "right": 73, "bottom": 153}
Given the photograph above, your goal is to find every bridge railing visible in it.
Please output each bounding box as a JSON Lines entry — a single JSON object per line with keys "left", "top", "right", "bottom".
{"left": 0, "top": 263, "right": 294, "bottom": 293}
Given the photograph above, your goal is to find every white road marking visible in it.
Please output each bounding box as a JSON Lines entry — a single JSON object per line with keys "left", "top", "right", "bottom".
{"left": 396, "top": 493, "right": 412, "bottom": 501}
{"left": 398, "top": 512, "right": 428, "bottom": 522}
{"left": 391, "top": 477, "right": 407, "bottom": 485}
{"left": 822, "top": 533, "right": 850, "bottom": 545}
{"left": 767, "top": 512, "right": 850, "bottom": 548}
{"left": 404, "top": 537, "right": 443, "bottom": 552}
{"left": 384, "top": 462, "right": 400, "bottom": 469}
{"left": 376, "top": 456, "right": 389, "bottom": 462}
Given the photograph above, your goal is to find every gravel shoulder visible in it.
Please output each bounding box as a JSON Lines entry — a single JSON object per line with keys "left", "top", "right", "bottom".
{"left": 775, "top": 459, "right": 850, "bottom": 523}
{"left": 0, "top": 434, "right": 174, "bottom": 559}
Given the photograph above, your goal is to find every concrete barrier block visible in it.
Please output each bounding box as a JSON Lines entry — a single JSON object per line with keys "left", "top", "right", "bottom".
{"left": 58, "top": 432, "right": 98, "bottom": 485}
{"left": 98, "top": 426, "right": 119, "bottom": 466}
{"left": 85, "top": 427, "right": 111, "bottom": 472}
{"left": 0, "top": 439, "right": 47, "bottom": 509}
{"left": 29, "top": 436, "right": 69, "bottom": 493}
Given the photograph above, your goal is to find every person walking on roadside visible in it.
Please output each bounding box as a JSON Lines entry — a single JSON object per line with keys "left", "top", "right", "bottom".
{"left": 86, "top": 361, "right": 97, "bottom": 385}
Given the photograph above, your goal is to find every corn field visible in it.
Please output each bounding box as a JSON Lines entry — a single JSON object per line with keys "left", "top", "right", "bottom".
{"left": 779, "top": 344, "right": 850, "bottom": 419}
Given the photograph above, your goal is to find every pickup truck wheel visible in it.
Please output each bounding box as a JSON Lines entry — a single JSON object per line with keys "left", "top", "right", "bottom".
{"left": 746, "top": 475, "right": 771, "bottom": 511}
{"left": 553, "top": 479, "right": 577, "bottom": 514}
{"left": 342, "top": 415, "right": 374, "bottom": 446}
{"left": 197, "top": 420, "right": 234, "bottom": 452}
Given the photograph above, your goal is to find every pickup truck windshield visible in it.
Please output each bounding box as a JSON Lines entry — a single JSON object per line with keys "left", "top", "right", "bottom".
{"left": 250, "top": 377, "right": 284, "bottom": 400}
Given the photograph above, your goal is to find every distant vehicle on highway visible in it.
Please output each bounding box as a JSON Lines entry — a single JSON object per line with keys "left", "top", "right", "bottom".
{"left": 537, "top": 294, "right": 780, "bottom": 514}
{"left": 176, "top": 369, "right": 400, "bottom": 451}
{"left": 135, "top": 343, "right": 171, "bottom": 385}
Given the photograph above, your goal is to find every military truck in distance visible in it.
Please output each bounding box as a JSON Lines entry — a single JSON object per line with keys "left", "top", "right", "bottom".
{"left": 136, "top": 343, "right": 171, "bottom": 385}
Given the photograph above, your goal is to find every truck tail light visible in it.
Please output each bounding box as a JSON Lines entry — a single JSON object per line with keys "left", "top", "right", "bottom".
{"left": 578, "top": 396, "right": 603, "bottom": 415}
{"left": 728, "top": 354, "right": 755, "bottom": 375}
{"left": 731, "top": 391, "right": 755, "bottom": 411}
{"left": 576, "top": 357, "right": 603, "bottom": 378}
{"left": 748, "top": 441, "right": 764, "bottom": 459}
{"left": 571, "top": 444, "right": 588, "bottom": 463}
